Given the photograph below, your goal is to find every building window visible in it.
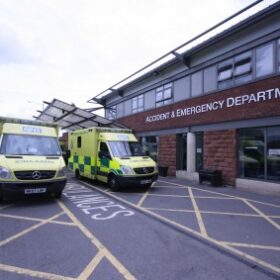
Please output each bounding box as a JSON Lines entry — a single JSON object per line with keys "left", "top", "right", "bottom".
{"left": 234, "top": 51, "right": 252, "bottom": 84}
{"left": 77, "top": 136, "right": 82, "bottom": 148}
{"left": 132, "top": 95, "right": 144, "bottom": 113}
{"left": 108, "top": 105, "right": 116, "bottom": 120}
{"left": 238, "top": 126, "right": 280, "bottom": 182}
{"left": 195, "top": 132, "right": 203, "bottom": 172}
{"left": 234, "top": 58, "right": 251, "bottom": 76}
{"left": 217, "top": 59, "right": 233, "bottom": 89}
{"left": 278, "top": 39, "right": 280, "bottom": 72}
{"left": 140, "top": 136, "right": 158, "bottom": 162}
{"left": 156, "top": 83, "right": 173, "bottom": 107}
{"left": 218, "top": 65, "right": 232, "bottom": 82}
{"left": 217, "top": 51, "right": 253, "bottom": 89}
{"left": 256, "top": 43, "right": 274, "bottom": 78}
{"left": 267, "top": 127, "right": 280, "bottom": 181}
{"left": 176, "top": 134, "right": 187, "bottom": 170}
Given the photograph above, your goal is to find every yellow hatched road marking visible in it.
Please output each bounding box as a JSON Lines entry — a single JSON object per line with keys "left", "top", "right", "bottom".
{"left": 158, "top": 180, "right": 280, "bottom": 208}
{"left": 0, "top": 263, "right": 75, "bottom": 280}
{"left": 188, "top": 187, "right": 208, "bottom": 237}
{"left": 154, "top": 185, "right": 187, "bottom": 189}
{"left": 0, "top": 213, "right": 75, "bottom": 226}
{"left": 0, "top": 212, "right": 64, "bottom": 247}
{"left": 77, "top": 251, "right": 104, "bottom": 280}
{"left": 137, "top": 184, "right": 154, "bottom": 207}
{"left": 221, "top": 242, "right": 280, "bottom": 251}
{"left": 243, "top": 200, "right": 280, "bottom": 231}
{"left": 146, "top": 207, "right": 194, "bottom": 213}
{"left": 147, "top": 193, "right": 189, "bottom": 198}
{"left": 145, "top": 207, "right": 266, "bottom": 217}
{"left": 57, "top": 200, "right": 136, "bottom": 280}
{"left": 147, "top": 193, "right": 238, "bottom": 199}
{"left": 83, "top": 181, "right": 280, "bottom": 275}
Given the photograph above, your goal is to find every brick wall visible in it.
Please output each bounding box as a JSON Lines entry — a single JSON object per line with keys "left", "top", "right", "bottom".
{"left": 158, "top": 135, "right": 177, "bottom": 176}
{"left": 117, "top": 76, "right": 280, "bottom": 133}
{"left": 204, "top": 129, "right": 237, "bottom": 185}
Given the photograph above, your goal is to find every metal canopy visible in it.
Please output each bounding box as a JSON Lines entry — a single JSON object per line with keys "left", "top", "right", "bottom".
{"left": 34, "top": 98, "right": 126, "bottom": 130}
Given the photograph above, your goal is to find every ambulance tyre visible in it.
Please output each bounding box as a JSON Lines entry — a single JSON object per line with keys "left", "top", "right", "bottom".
{"left": 75, "top": 169, "right": 81, "bottom": 179}
{"left": 108, "top": 174, "right": 120, "bottom": 192}
{"left": 55, "top": 191, "right": 62, "bottom": 199}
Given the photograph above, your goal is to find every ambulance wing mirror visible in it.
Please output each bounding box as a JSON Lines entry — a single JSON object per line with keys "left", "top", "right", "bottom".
{"left": 66, "top": 150, "right": 71, "bottom": 159}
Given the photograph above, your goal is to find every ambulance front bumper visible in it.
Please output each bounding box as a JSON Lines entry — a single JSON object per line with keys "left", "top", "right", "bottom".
{"left": 0, "top": 179, "right": 67, "bottom": 196}
{"left": 116, "top": 173, "right": 158, "bottom": 187}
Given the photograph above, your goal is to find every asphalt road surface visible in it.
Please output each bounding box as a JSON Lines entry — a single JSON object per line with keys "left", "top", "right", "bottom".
{"left": 0, "top": 176, "right": 279, "bottom": 280}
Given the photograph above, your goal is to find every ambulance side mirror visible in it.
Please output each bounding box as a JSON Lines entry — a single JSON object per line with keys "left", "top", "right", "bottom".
{"left": 66, "top": 150, "right": 71, "bottom": 159}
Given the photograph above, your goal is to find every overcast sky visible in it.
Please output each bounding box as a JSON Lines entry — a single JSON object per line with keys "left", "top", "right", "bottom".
{"left": 0, "top": 0, "right": 278, "bottom": 120}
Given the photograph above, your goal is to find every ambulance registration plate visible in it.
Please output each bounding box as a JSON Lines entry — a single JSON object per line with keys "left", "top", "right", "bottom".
{"left": 140, "top": 179, "right": 152, "bottom": 184}
{"left": 24, "top": 188, "right": 47, "bottom": 194}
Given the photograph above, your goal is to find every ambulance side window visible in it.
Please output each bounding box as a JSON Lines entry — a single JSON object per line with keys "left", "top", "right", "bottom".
{"left": 99, "top": 142, "right": 111, "bottom": 159}
{"left": 77, "top": 136, "right": 82, "bottom": 148}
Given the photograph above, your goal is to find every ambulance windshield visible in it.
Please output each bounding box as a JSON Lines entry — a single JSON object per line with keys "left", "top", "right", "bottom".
{"left": 0, "top": 134, "right": 61, "bottom": 156}
{"left": 109, "top": 141, "right": 145, "bottom": 157}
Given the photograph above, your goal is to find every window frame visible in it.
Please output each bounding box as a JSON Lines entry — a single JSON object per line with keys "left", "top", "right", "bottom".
{"left": 238, "top": 126, "right": 280, "bottom": 182}
{"left": 155, "top": 83, "right": 173, "bottom": 108}
{"left": 132, "top": 94, "right": 144, "bottom": 113}
{"left": 255, "top": 41, "right": 275, "bottom": 78}
{"left": 278, "top": 38, "right": 280, "bottom": 72}
{"left": 77, "top": 136, "right": 82, "bottom": 148}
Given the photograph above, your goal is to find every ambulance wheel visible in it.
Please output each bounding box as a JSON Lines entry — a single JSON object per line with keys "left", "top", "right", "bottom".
{"left": 55, "top": 191, "right": 62, "bottom": 199}
{"left": 108, "top": 174, "right": 120, "bottom": 192}
{"left": 75, "top": 169, "right": 81, "bottom": 179}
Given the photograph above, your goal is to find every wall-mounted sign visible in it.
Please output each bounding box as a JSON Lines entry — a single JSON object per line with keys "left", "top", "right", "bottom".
{"left": 145, "top": 87, "right": 280, "bottom": 123}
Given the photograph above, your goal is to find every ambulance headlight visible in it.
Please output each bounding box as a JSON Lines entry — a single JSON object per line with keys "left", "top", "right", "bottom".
{"left": 0, "top": 166, "right": 13, "bottom": 179}
{"left": 120, "top": 165, "right": 135, "bottom": 175}
{"left": 57, "top": 167, "right": 67, "bottom": 177}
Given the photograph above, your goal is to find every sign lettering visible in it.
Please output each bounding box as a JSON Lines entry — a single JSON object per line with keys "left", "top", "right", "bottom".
{"left": 64, "top": 184, "right": 135, "bottom": 220}
{"left": 145, "top": 87, "right": 280, "bottom": 123}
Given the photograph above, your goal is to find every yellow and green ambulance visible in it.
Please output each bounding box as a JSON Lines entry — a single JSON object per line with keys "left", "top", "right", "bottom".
{"left": 68, "top": 127, "right": 158, "bottom": 191}
{"left": 0, "top": 117, "right": 67, "bottom": 201}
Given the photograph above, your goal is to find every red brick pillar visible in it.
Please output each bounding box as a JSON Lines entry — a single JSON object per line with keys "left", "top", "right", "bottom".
{"left": 158, "top": 135, "right": 177, "bottom": 176}
{"left": 204, "top": 129, "right": 237, "bottom": 185}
